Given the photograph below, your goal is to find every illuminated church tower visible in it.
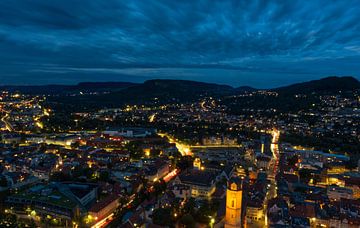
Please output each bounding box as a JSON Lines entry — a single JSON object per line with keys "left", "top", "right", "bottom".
{"left": 225, "top": 177, "right": 243, "bottom": 228}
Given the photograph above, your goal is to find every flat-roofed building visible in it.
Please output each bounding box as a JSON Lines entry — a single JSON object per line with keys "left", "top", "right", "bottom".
{"left": 327, "top": 185, "right": 353, "bottom": 201}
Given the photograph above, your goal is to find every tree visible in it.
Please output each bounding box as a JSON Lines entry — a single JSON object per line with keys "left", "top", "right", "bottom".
{"left": 99, "top": 171, "right": 110, "bottom": 182}
{"left": 179, "top": 214, "right": 195, "bottom": 228}
{"left": 299, "top": 169, "right": 312, "bottom": 184}
{"left": 38, "top": 144, "right": 47, "bottom": 153}
{"left": 194, "top": 202, "right": 213, "bottom": 223}
{"left": 72, "top": 166, "right": 83, "bottom": 178}
{"left": 0, "top": 176, "right": 8, "bottom": 187}
{"left": 182, "top": 198, "right": 196, "bottom": 215}
{"left": 0, "top": 213, "right": 35, "bottom": 227}
{"left": 151, "top": 149, "right": 161, "bottom": 157}
{"left": 153, "top": 179, "right": 166, "bottom": 195}
{"left": 287, "top": 155, "right": 298, "bottom": 167}
{"left": 49, "top": 172, "right": 71, "bottom": 182}
{"left": 177, "top": 156, "right": 194, "bottom": 170}
{"left": 71, "top": 141, "right": 80, "bottom": 149}
{"left": 152, "top": 208, "right": 173, "bottom": 226}
{"left": 124, "top": 141, "right": 143, "bottom": 160}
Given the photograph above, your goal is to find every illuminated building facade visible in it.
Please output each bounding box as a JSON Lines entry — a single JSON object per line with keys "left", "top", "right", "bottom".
{"left": 225, "top": 177, "right": 243, "bottom": 228}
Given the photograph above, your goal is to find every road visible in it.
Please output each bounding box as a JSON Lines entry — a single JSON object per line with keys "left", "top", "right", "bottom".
{"left": 157, "top": 133, "right": 193, "bottom": 156}
{"left": 149, "top": 113, "right": 156, "bottom": 123}
{"left": 264, "top": 129, "right": 280, "bottom": 227}
{"left": 91, "top": 213, "right": 114, "bottom": 228}
{"left": 1, "top": 111, "right": 14, "bottom": 131}
{"left": 163, "top": 168, "right": 179, "bottom": 182}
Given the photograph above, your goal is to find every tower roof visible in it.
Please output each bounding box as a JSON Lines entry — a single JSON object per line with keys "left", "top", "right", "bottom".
{"left": 228, "top": 176, "right": 243, "bottom": 191}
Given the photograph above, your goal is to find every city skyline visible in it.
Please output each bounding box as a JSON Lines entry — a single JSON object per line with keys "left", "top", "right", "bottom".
{"left": 0, "top": 0, "right": 360, "bottom": 87}
{"left": 0, "top": 1, "right": 359, "bottom": 225}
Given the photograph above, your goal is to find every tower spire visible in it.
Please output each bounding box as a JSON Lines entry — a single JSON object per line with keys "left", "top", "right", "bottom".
{"left": 224, "top": 177, "right": 243, "bottom": 228}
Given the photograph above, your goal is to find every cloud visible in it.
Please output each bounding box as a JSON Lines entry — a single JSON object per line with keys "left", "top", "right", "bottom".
{"left": 0, "top": 0, "right": 359, "bottom": 86}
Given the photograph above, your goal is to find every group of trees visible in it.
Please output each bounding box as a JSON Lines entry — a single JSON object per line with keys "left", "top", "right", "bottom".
{"left": 151, "top": 198, "right": 219, "bottom": 228}
{"left": 0, "top": 213, "right": 36, "bottom": 228}
{"left": 50, "top": 168, "right": 110, "bottom": 182}
{"left": 0, "top": 176, "right": 7, "bottom": 188}
{"left": 298, "top": 169, "right": 313, "bottom": 184}
{"left": 152, "top": 207, "right": 174, "bottom": 226}
{"left": 287, "top": 155, "right": 299, "bottom": 167}
{"left": 222, "top": 92, "right": 319, "bottom": 115}
{"left": 282, "top": 132, "right": 360, "bottom": 154}
{"left": 281, "top": 132, "right": 360, "bottom": 169}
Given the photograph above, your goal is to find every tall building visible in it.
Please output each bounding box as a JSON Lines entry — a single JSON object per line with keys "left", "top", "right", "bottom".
{"left": 225, "top": 177, "right": 243, "bottom": 228}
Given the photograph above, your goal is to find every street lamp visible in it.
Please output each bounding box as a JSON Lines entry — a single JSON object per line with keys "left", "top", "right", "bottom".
{"left": 210, "top": 217, "right": 215, "bottom": 228}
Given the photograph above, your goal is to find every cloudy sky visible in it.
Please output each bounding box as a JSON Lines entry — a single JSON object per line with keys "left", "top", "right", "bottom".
{"left": 0, "top": 0, "right": 359, "bottom": 88}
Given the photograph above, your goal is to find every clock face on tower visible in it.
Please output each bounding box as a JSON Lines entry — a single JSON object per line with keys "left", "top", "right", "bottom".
{"left": 231, "top": 183, "right": 238, "bottom": 191}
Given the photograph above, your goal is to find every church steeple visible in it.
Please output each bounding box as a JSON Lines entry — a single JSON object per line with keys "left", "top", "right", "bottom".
{"left": 225, "top": 177, "right": 243, "bottom": 228}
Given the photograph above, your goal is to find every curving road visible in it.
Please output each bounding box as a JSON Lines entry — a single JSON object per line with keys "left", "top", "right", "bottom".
{"left": 1, "top": 111, "right": 14, "bottom": 132}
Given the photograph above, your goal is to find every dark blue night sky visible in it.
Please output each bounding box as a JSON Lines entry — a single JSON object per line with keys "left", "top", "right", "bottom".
{"left": 0, "top": 0, "right": 359, "bottom": 88}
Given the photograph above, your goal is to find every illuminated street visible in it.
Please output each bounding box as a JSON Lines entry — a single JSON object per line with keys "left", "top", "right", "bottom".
{"left": 263, "top": 129, "right": 280, "bottom": 227}
{"left": 158, "top": 132, "right": 193, "bottom": 156}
